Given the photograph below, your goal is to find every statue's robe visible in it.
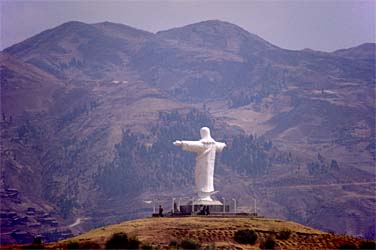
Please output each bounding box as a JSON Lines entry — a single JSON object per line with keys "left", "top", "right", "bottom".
{"left": 180, "top": 139, "right": 226, "bottom": 196}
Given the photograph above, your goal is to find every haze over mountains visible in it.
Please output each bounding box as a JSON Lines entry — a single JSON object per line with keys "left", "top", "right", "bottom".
{"left": 1, "top": 20, "right": 375, "bottom": 244}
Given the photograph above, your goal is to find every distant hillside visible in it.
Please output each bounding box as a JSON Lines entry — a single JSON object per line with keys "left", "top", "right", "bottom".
{"left": 1, "top": 19, "right": 375, "bottom": 244}
{"left": 333, "top": 43, "right": 375, "bottom": 60}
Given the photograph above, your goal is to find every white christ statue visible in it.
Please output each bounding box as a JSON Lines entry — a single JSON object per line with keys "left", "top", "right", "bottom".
{"left": 173, "top": 127, "right": 226, "bottom": 201}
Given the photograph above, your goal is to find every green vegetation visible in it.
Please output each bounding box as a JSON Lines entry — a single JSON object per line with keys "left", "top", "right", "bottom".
{"left": 359, "top": 240, "right": 376, "bottom": 250}
{"left": 338, "top": 242, "right": 357, "bottom": 249}
{"left": 98, "top": 109, "right": 213, "bottom": 196}
{"left": 260, "top": 235, "right": 276, "bottom": 250}
{"left": 20, "top": 243, "right": 43, "bottom": 249}
{"left": 227, "top": 65, "right": 283, "bottom": 108}
{"left": 169, "top": 239, "right": 178, "bottom": 248}
{"left": 208, "top": 242, "right": 216, "bottom": 250}
{"left": 16, "top": 119, "right": 41, "bottom": 139}
{"left": 66, "top": 240, "right": 79, "bottom": 249}
{"left": 168, "top": 238, "right": 200, "bottom": 250}
{"left": 234, "top": 229, "right": 258, "bottom": 244}
{"left": 307, "top": 153, "right": 340, "bottom": 175}
{"left": 98, "top": 108, "right": 280, "bottom": 197}
{"left": 221, "top": 134, "right": 272, "bottom": 176}
{"left": 128, "top": 236, "right": 141, "bottom": 249}
{"left": 66, "top": 233, "right": 142, "bottom": 250}
{"left": 104, "top": 232, "right": 141, "bottom": 250}
{"left": 20, "top": 236, "right": 44, "bottom": 249}
{"left": 79, "top": 241, "right": 101, "bottom": 250}
{"left": 105, "top": 232, "right": 129, "bottom": 249}
{"left": 32, "top": 236, "right": 42, "bottom": 245}
{"left": 180, "top": 238, "right": 201, "bottom": 250}
{"left": 330, "top": 159, "right": 339, "bottom": 170}
{"left": 140, "top": 243, "right": 154, "bottom": 249}
{"left": 57, "top": 196, "right": 77, "bottom": 219}
{"left": 276, "top": 228, "right": 292, "bottom": 240}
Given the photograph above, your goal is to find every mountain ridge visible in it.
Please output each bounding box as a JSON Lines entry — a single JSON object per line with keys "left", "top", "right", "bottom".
{"left": 156, "top": 19, "right": 278, "bottom": 52}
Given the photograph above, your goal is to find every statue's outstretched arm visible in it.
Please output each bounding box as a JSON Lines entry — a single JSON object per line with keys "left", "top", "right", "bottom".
{"left": 216, "top": 142, "right": 226, "bottom": 152}
{"left": 173, "top": 140, "right": 203, "bottom": 153}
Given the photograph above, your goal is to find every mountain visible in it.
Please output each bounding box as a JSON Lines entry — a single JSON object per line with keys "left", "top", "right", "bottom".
{"left": 1, "top": 20, "right": 375, "bottom": 244}
{"left": 4, "top": 21, "right": 152, "bottom": 80}
{"left": 156, "top": 19, "right": 277, "bottom": 52}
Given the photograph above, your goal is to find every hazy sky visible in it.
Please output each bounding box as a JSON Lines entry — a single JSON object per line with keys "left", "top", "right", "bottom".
{"left": 1, "top": 0, "right": 375, "bottom": 51}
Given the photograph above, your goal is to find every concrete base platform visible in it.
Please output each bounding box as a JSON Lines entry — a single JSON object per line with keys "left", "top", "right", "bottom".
{"left": 188, "top": 200, "right": 223, "bottom": 206}
{"left": 178, "top": 200, "right": 229, "bottom": 214}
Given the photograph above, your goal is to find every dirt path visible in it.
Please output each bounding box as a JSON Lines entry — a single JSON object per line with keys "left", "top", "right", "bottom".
{"left": 68, "top": 218, "right": 82, "bottom": 228}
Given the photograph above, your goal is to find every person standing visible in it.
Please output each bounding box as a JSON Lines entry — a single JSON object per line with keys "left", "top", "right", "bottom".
{"left": 159, "top": 205, "right": 164, "bottom": 217}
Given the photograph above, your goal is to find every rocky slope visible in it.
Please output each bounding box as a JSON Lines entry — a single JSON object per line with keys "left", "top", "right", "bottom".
{"left": 1, "top": 20, "right": 375, "bottom": 244}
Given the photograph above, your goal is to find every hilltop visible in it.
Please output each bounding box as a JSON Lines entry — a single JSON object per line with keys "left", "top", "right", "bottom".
{"left": 40, "top": 216, "right": 372, "bottom": 250}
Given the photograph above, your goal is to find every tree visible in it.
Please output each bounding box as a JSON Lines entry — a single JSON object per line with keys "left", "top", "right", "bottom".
{"left": 330, "top": 160, "right": 339, "bottom": 170}
{"left": 234, "top": 229, "right": 258, "bottom": 245}
{"left": 260, "top": 236, "right": 276, "bottom": 250}
{"left": 105, "top": 232, "right": 129, "bottom": 250}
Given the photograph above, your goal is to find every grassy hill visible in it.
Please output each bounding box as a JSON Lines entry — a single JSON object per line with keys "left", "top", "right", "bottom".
{"left": 41, "top": 216, "right": 372, "bottom": 250}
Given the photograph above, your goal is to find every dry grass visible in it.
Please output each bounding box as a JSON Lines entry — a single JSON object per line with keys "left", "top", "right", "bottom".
{"left": 40, "top": 216, "right": 371, "bottom": 250}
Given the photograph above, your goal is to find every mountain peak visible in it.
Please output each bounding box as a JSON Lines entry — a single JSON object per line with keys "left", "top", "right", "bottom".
{"left": 4, "top": 20, "right": 98, "bottom": 54}
{"left": 58, "top": 20, "right": 89, "bottom": 27}
{"left": 157, "top": 19, "right": 251, "bottom": 37}
{"left": 3, "top": 20, "right": 152, "bottom": 80}
{"left": 156, "top": 19, "right": 276, "bottom": 52}
{"left": 45, "top": 20, "right": 97, "bottom": 36}
{"left": 92, "top": 21, "right": 153, "bottom": 38}
{"left": 185, "top": 19, "right": 248, "bottom": 30}
{"left": 184, "top": 19, "right": 243, "bottom": 28}
{"left": 332, "top": 42, "right": 376, "bottom": 59}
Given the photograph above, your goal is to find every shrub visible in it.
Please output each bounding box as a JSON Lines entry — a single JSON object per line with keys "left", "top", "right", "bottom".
{"left": 20, "top": 244, "right": 43, "bottom": 249}
{"left": 66, "top": 241, "right": 79, "bottom": 249}
{"left": 234, "top": 229, "right": 258, "bottom": 245}
{"left": 105, "top": 232, "right": 129, "bottom": 249}
{"left": 33, "top": 236, "right": 42, "bottom": 245}
{"left": 20, "top": 236, "right": 44, "bottom": 250}
{"left": 276, "top": 229, "right": 291, "bottom": 240}
{"left": 360, "top": 240, "right": 376, "bottom": 250}
{"left": 169, "top": 239, "right": 178, "bottom": 248}
{"left": 338, "top": 242, "right": 357, "bottom": 250}
{"left": 79, "top": 241, "right": 101, "bottom": 250}
{"left": 141, "top": 243, "right": 153, "bottom": 249}
{"left": 128, "top": 236, "right": 141, "bottom": 249}
{"left": 180, "top": 238, "right": 201, "bottom": 250}
{"left": 208, "top": 242, "right": 216, "bottom": 250}
{"left": 260, "top": 236, "right": 276, "bottom": 250}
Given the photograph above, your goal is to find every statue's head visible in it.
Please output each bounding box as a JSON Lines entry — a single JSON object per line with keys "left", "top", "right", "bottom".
{"left": 200, "top": 127, "right": 211, "bottom": 140}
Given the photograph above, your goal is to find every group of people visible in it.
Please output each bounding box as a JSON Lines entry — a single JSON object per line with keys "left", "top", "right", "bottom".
{"left": 198, "top": 205, "right": 210, "bottom": 215}
{"left": 156, "top": 204, "right": 211, "bottom": 216}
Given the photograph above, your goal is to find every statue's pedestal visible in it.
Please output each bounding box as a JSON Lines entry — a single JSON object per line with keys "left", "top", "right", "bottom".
{"left": 179, "top": 199, "right": 229, "bottom": 214}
